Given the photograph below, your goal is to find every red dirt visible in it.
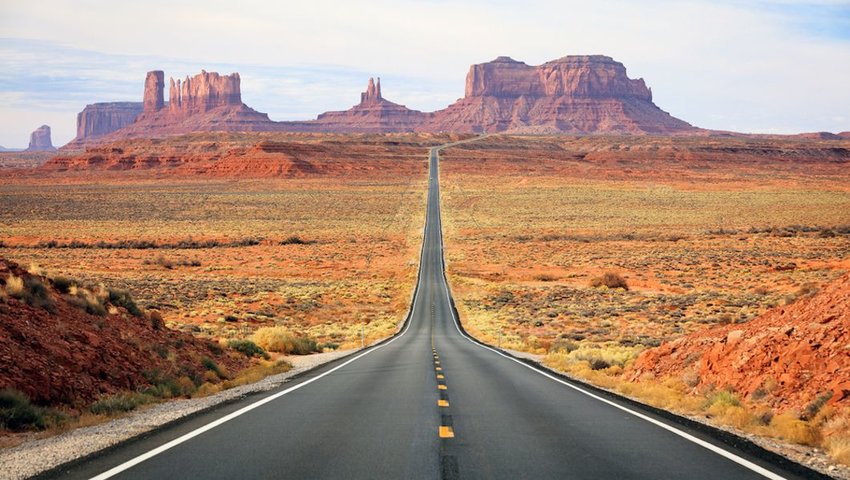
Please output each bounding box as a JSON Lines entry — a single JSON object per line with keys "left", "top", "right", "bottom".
{"left": 0, "top": 258, "right": 249, "bottom": 407}
{"left": 629, "top": 273, "right": 850, "bottom": 411}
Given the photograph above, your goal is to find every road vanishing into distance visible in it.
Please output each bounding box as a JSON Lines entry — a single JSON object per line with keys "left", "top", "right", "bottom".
{"left": 42, "top": 144, "right": 821, "bottom": 480}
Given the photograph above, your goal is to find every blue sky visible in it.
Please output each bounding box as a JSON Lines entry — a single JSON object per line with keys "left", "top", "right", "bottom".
{"left": 1, "top": 0, "right": 849, "bottom": 147}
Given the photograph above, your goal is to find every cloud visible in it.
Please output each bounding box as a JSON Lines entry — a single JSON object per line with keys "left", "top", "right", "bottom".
{"left": 0, "top": 0, "right": 848, "bottom": 146}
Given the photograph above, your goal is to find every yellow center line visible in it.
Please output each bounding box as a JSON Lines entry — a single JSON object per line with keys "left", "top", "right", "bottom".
{"left": 436, "top": 367, "right": 442, "bottom": 371}
{"left": 437, "top": 374, "right": 444, "bottom": 379}
{"left": 438, "top": 384, "right": 447, "bottom": 390}
{"left": 434, "top": 361, "right": 440, "bottom": 365}
{"left": 439, "top": 426, "right": 455, "bottom": 438}
{"left": 438, "top": 399, "right": 449, "bottom": 407}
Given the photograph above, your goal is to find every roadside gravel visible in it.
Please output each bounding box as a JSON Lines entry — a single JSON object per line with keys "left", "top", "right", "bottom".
{"left": 0, "top": 348, "right": 359, "bottom": 480}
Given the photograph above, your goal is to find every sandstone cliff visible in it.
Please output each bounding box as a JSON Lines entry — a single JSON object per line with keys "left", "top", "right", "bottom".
{"left": 26, "top": 125, "right": 56, "bottom": 151}
{"left": 102, "top": 70, "right": 277, "bottom": 140}
{"left": 63, "top": 102, "right": 144, "bottom": 149}
{"left": 424, "top": 55, "right": 695, "bottom": 134}
{"left": 310, "top": 77, "right": 431, "bottom": 133}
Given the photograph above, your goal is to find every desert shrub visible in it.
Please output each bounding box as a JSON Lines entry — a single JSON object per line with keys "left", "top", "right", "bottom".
{"left": 108, "top": 288, "right": 143, "bottom": 317}
{"left": 589, "top": 358, "right": 611, "bottom": 370}
{"left": 549, "top": 339, "right": 579, "bottom": 353}
{"left": 51, "top": 276, "right": 75, "bottom": 294}
{"left": 7, "top": 275, "right": 54, "bottom": 311}
{"left": 152, "top": 255, "right": 174, "bottom": 269}
{"left": 0, "top": 388, "right": 48, "bottom": 431}
{"left": 206, "top": 341, "right": 223, "bottom": 355}
{"left": 319, "top": 342, "right": 340, "bottom": 351}
{"left": 770, "top": 412, "right": 820, "bottom": 445}
{"left": 252, "top": 327, "right": 319, "bottom": 355}
{"left": 280, "top": 235, "right": 309, "bottom": 245}
{"left": 228, "top": 339, "right": 270, "bottom": 359}
{"left": 590, "top": 272, "right": 629, "bottom": 290}
{"left": 201, "top": 357, "right": 226, "bottom": 379}
{"left": 802, "top": 392, "right": 833, "bottom": 421}
{"left": 149, "top": 310, "right": 164, "bottom": 330}
{"left": 89, "top": 392, "right": 153, "bottom": 415}
{"left": 5, "top": 274, "right": 24, "bottom": 297}
{"left": 533, "top": 274, "right": 557, "bottom": 282}
{"left": 142, "top": 370, "right": 196, "bottom": 398}
{"left": 703, "top": 390, "right": 740, "bottom": 410}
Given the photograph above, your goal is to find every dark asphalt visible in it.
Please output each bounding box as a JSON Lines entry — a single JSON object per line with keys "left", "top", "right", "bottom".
{"left": 40, "top": 145, "right": 817, "bottom": 480}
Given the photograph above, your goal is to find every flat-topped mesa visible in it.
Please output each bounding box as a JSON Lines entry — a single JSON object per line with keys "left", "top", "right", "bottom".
{"left": 143, "top": 71, "right": 165, "bottom": 112}
{"left": 425, "top": 54, "right": 692, "bottom": 134}
{"left": 168, "top": 70, "right": 242, "bottom": 116}
{"left": 360, "top": 77, "right": 383, "bottom": 105}
{"left": 464, "top": 55, "right": 652, "bottom": 100}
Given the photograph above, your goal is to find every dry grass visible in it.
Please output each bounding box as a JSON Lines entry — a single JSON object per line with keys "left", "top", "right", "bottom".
{"left": 252, "top": 327, "right": 318, "bottom": 355}
{"left": 4, "top": 274, "right": 23, "bottom": 297}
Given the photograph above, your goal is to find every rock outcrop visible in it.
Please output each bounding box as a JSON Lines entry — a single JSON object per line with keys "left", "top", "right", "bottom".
{"left": 165, "top": 70, "right": 242, "bottom": 116}
{"left": 0, "top": 258, "right": 249, "bottom": 407}
{"left": 629, "top": 273, "right": 850, "bottom": 411}
{"left": 309, "top": 77, "right": 431, "bottom": 133}
{"left": 26, "top": 125, "right": 56, "bottom": 151}
{"left": 143, "top": 70, "right": 165, "bottom": 112}
{"left": 63, "top": 102, "right": 144, "bottom": 149}
{"left": 424, "top": 55, "right": 695, "bottom": 134}
{"left": 100, "top": 70, "right": 277, "bottom": 140}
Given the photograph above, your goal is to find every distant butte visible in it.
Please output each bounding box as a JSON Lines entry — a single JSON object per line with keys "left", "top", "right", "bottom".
{"left": 62, "top": 54, "right": 745, "bottom": 148}
{"left": 310, "top": 77, "right": 431, "bottom": 133}
{"left": 422, "top": 55, "right": 695, "bottom": 134}
{"left": 26, "top": 125, "right": 56, "bottom": 152}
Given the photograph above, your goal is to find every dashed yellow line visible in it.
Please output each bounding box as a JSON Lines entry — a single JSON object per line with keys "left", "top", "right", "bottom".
{"left": 438, "top": 384, "right": 447, "bottom": 390}
{"left": 438, "top": 399, "right": 449, "bottom": 407}
{"left": 439, "top": 426, "right": 455, "bottom": 438}
{"left": 437, "top": 374, "right": 444, "bottom": 379}
{"left": 436, "top": 367, "right": 442, "bottom": 372}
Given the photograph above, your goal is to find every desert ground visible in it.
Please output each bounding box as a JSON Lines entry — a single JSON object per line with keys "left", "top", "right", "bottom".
{"left": 0, "top": 134, "right": 453, "bottom": 350}
{"left": 2, "top": 132, "right": 850, "bottom": 470}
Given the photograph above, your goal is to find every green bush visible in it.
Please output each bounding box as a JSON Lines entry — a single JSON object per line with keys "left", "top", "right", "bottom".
{"left": 51, "top": 276, "right": 75, "bottom": 294}
{"left": 201, "top": 357, "right": 226, "bottom": 379}
{"left": 90, "top": 392, "right": 153, "bottom": 415}
{"left": 228, "top": 339, "right": 270, "bottom": 359}
{"left": 108, "top": 288, "right": 143, "bottom": 317}
{"left": 0, "top": 388, "right": 48, "bottom": 431}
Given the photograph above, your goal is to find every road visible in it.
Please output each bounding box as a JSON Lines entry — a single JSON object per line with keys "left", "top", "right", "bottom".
{"left": 42, "top": 145, "right": 819, "bottom": 480}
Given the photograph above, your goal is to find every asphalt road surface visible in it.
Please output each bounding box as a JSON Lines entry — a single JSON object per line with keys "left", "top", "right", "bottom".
{"left": 41, "top": 145, "right": 819, "bottom": 480}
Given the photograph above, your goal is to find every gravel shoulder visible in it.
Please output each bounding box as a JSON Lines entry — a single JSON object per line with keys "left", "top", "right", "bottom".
{"left": 0, "top": 348, "right": 358, "bottom": 480}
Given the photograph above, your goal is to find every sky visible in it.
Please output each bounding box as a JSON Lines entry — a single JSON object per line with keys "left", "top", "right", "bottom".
{"left": 1, "top": 0, "right": 849, "bottom": 147}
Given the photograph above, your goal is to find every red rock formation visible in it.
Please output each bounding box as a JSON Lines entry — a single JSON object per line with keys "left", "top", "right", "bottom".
{"left": 143, "top": 70, "right": 165, "bottom": 112}
{"left": 62, "top": 55, "right": 703, "bottom": 145}
{"left": 62, "top": 102, "right": 144, "bottom": 150}
{"left": 839, "top": 132, "right": 850, "bottom": 139}
{"left": 0, "top": 258, "right": 249, "bottom": 406}
{"left": 167, "top": 70, "right": 242, "bottom": 116}
{"left": 629, "top": 273, "right": 850, "bottom": 411}
{"left": 310, "top": 77, "right": 431, "bottom": 133}
{"left": 26, "top": 125, "right": 55, "bottom": 151}
{"left": 424, "top": 55, "right": 695, "bottom": 134}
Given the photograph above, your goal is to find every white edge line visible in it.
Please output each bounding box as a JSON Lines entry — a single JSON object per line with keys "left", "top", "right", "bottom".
{"left": 432, "top": 151, "right": 788, "bottom": 480}
{"left": 88, "top": 151, "right": 440, "bottom": 480}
